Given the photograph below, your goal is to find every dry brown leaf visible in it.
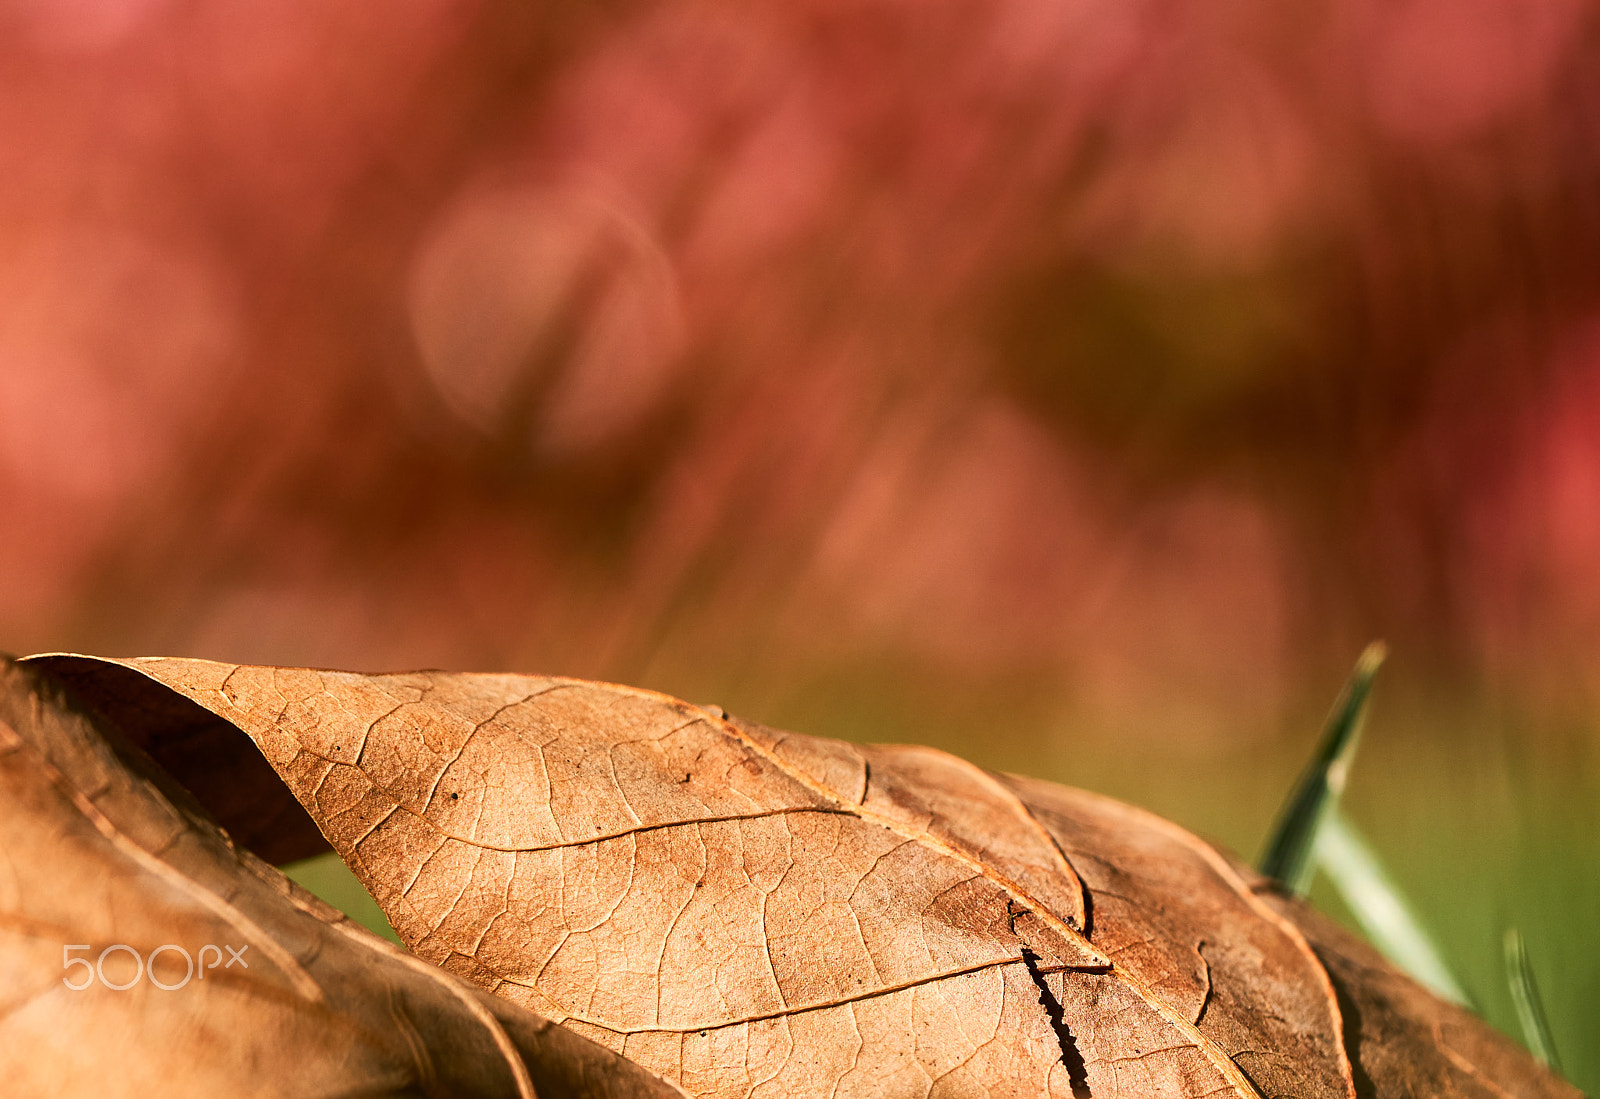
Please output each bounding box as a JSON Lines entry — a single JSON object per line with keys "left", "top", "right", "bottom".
{"left": 0, "top": 658, "right": 684, "bottom": 1099}
{"left": 23, "top": 655, "right": 1585, "bottom": 1099}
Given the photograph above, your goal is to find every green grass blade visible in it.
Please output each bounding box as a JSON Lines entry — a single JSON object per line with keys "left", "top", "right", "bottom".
{"left": 1260, "top": 641, "right": 1387, "bottom": 896}
{"left": 1316, "top": 809, "right": 1471, "bottom": 1006}
{"left": 1505, "top": 928, "right": 1563, "bottom": 1072}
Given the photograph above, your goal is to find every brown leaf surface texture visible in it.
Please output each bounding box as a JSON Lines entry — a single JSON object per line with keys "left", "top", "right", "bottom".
{"left": 0, "top": 658, "right": 684, "bottom": 1099}
{"left": 28, "top": 655, "right": 1583, "bottom": 1099}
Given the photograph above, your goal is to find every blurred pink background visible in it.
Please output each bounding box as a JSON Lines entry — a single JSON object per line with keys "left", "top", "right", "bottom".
{"left": 2, "top": 0, "right": 1597, "bottom": 1077}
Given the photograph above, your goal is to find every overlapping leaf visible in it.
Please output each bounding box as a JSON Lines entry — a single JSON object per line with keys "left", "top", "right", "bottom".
{"left": 25, "top": 654, "right": 1580, "bottom": 1099}
{"left": 0, "top": 658, "right": 682, "bottom": 1099}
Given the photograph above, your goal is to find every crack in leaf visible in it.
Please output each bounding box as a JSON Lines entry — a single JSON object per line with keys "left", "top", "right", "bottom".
{"left": 1019, "top": 945, "right": 1092, "bottom": 1098}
